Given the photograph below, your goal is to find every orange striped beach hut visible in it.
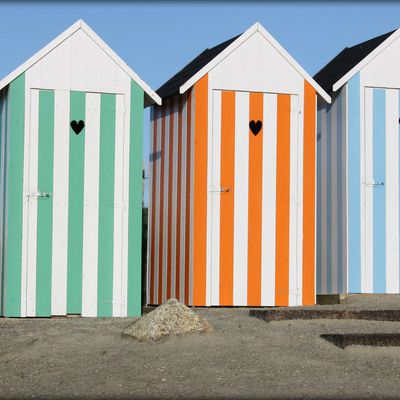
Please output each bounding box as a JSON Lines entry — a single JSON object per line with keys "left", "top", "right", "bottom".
{"left": 148, "top": 22, "right": 330, "bottom": 307}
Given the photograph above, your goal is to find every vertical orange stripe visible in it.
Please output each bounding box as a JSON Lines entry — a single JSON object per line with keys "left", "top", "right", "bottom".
{"left": 193, "top": 74, "right": 208, "bottom": 306}
{"left": 158, "top": 106, "right": 166, "bottom": 303}
{"left": 275, "top": 94, "right": 291, "bottom": 306}
{"left": 302, "top": 81, "right": 316, "bottom": 305}
{"left": 166, "top": 99, "right": 174, "bottom": 299}
{"left": 175, "top": 96, "right": 183, "bottom": 301}
{"left": 219, "top": 91, "right": 235, "bottom": 306}
{"left": 247, "top": 92, "right": 263, "bottom": 306}
{"left": 150, "top": 107, "right": 158, "bottom": 304}
{"left": 184, "top": 92, "right": 192, "bottom": 303}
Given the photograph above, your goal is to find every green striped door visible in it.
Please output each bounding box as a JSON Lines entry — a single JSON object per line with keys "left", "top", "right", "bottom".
{"left": 25, "top": 89, "right": 125, "bottom": 317}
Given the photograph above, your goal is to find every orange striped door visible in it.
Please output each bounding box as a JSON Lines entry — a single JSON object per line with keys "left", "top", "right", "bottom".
{"left": 210, "top": 90, "right": 305, "bottom": 307}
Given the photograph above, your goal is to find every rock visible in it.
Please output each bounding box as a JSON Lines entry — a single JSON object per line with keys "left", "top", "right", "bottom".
{"left": 123, "top": 298, "right": 213, "bottom": 342}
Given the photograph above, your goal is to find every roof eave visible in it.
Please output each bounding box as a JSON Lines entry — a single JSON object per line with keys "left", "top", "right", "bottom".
{"left": 0, "top": 19, "right": 162, "bottom": 106}
{"left": 178, "top": 22, "right": 331, "bottom": 104}
{"left": 332, "top": 28, "right": 400, "bottom": 92}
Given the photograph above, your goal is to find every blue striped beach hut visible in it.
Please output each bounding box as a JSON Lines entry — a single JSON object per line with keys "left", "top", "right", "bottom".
{"left": 314, "top": 29, "right": 400, "bottom": 295}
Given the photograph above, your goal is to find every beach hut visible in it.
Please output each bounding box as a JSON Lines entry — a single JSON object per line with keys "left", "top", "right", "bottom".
{"left": 314, "top": 29, "right": 400, "bottom": 295}
{"left": 0, "top": 20, "right": 161, "bottom": 317}
{"left": 148, "top": 22, "right": 330, "bottom": 307}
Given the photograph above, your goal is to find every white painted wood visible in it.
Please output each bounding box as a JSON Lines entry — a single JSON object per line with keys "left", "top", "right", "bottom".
{"left": 146, "top": 107, "right": 154, "bottom": 305}
{"left": 162, "top": 110, "right": 170, "bottom": 303}
{"left": 210, "top": 90, "right": 221, "bottom": 306}
{"left": 288, "top": 95, "right": 299, "bottom": 306}
{"left": 120, "top": 87, "right": 131, "bottom": 316}
{"left": 81, "top": 93, "right": 101, "bottom": 317}
{"left": 26, "top": 89, "right": 39, "bottom": 317}
{"left": 363, "top": 88, "right": 374, "bottom": 293}
{"left": 51, "top": 90, "right": 70, "bottom": 316}
{"left": 180, "top": 98, "right": 187, "bottom": 303}
{"left": 333, "top": 29, "right": 400, "bottom": 92}
{"left": 112, "top": 95, "right": 125, "bottom": 316}
{"left": 385, "top": 89, "right": 399, "bottom": 293}
{"left": 154, "top": 106, "right": 162, "bottom": 304}
{"left": 261, "top": 93, "right": 277, "bottom": 306}
{"left": 180, "top": 23, "right": 330, "bottom": 103}
{"left": 171, "top": 99, "right": 179, "bottom": 298}
{"left": 296, "top": 92, "right": 304, "bottom": 305}
{"left": 233, "top": 91, "right": 249, "bottom": 305}
{"left": 320, "top": 109, "right": 327, "bottom": 293}
{"left": 188, "top": 90, "right": 195, "bottom": 305}
{"left": 205, "top": 78, "right": 213, "bottom": 307}
{"left": 330, "top": 98, "right": 338, "bottom": 293}
{"left": 0, "top": 20, "right": 161, "bottom": 105}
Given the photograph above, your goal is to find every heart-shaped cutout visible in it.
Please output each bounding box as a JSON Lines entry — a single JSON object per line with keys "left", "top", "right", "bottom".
{"left": 70, "top": 120, "right": 85, "bottom": 135}
{"left": 249, "top": 120, "right": 262, "bottom": 136}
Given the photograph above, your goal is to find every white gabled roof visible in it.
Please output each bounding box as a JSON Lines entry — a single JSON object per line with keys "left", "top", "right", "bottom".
{"left": 0, "top": 19, "right": 161, "bottom": 106}
{"left": 179, "top": 22, "right": 331, "bottom": 103}
{"left": 332, "top": 28, "right": 400, "bottom": 92}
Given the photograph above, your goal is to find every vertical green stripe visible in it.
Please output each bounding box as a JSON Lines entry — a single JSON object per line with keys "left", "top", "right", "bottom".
{"left": 36, "top": 90, "right": 54, "bottom": 316}
{"left": 67, "top": 91, "right": 85, "bottom": 314}
{"left": 5, "top": 74, "right": 25, "bottom": 317}
{"left": 97, "top": 94, "right": 116, "bottom": 317}
{"left": 127, "top": 81, "right": 144, "bottom": 316}
{"left": 0, "top": 90, "right": 5, "bottom": 316}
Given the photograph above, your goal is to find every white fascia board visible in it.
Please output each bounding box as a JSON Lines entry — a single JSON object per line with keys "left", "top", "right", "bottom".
{"left": 332, "top": 28, "right": 400, "bottom": 92}
{"left": 0, "top": 19, "right": 161, "bottom": 106}
{"left": 179, "top": 22, "right": 331, "bottom": 104}
{"left": 80, "top": 21, "right": 161, "bottom": 106}
{"left": 0, "top": 20, "right": 82, "bottom": 91}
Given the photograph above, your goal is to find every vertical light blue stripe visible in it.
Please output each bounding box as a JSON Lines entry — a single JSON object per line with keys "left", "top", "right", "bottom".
{"left": 399, "top": 92, "right": 400, "bottom": 291}
{"left": 326, "top": 105, "right": 332, "bottom": 293}
{"left": 348, "top": 73, "right": 361, "bottom": 293}
{"left": 316, "top": 108, "right": 322, "bottom": 294}
{"left": 372, "top": 89, "right": 386, "bottom": 293}
{"left": 337, "top": 90, "right": 343, "bottom": 293}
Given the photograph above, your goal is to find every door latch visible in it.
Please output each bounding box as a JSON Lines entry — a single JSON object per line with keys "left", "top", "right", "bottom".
{"left": 210, "top": 186, "right": 232, "bottom": 193}
{"left": 27, "top": 191, "right": 52, "bottom": 198}
{"left": 363, "top": 180, "right": 384, "bottom": 187}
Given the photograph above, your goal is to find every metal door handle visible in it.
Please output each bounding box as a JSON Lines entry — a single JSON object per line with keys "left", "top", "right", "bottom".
{"left": 27, "top": 191, "right": 52, "bottom": 198}
{"left": 210, "top": 187, "right": 232, "bottom": 193}
{"left": 363, "top": 180, "right": 384, "bottom": 187}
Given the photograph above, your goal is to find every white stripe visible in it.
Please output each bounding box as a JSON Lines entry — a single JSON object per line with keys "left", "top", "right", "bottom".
{"left": 81, "top": 93, "right": 101, "bottom": 317}
{"left": 121, "top": 89, "right": 131, "bottom": 316}
{"left": 171, "top": 100, "right": 179, "bottom": 298}
{"left": 210, "top": 90, "right": 221, "bottom": 306}
{"left": 154, "top": 107, "right": 162, "bottom": 304}
{"left": 233, "top": 91, "right": 249, "bottom": 306}
{"left": 330, "top": 98, "right": 338, "bottom": 293}
{"left": 296, "top": 93, "right": 304, "bottom": 305}
{"left": 112, "top": 94, "right": 125, "bottom": 316}
{"left": 180, "top": 98, "right": 187, "bottom": 303}
{"left": 51, "top": 90, "right": 70, "bottom": 316}
{"left": 261, "top": 93, "right": 277, "bottom": 306}
{"left": 364, "top": 88, "right": 374, "bottom": 293}
{"left": 146, "top": 107, "right": 154, "bottom": 305}
{"left": 189, "top": 91, "right": 195, "bottom": 305}
{"left": 0, "top": 93, "right": 5, "bottom": 308}
{"left": 26, "top": 89, "right": 39, "bottom": 317}
{"left": 385, "top": 89, "right": 399, "bottom": 293}
{"left": 320, "top": 109, "right": 327, "bottom": 293}
{"left": 162, "top": 110, "right": 170, "bottom": 302}
{"left": 288, "top": 95, "right": 299, "bottom": 306}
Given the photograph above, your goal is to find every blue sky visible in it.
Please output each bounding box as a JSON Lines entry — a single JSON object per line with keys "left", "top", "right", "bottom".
{"left": 1, "top": 2, "right": 400, "bottom": 205}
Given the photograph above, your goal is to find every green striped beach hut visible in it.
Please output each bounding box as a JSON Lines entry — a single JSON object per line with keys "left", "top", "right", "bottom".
{"left": 0, "top": 20, "right": 161, "bottom": 317}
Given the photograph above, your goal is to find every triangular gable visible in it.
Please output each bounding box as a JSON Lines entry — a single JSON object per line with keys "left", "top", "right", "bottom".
{"left": 0, "top": 20, "right": 161, "bottom": 106}
{"left": 331, "top": 29, "right": 400, "bottom": 92}
{"left": 179, "top": 22, "right": 331, "bottom": 103}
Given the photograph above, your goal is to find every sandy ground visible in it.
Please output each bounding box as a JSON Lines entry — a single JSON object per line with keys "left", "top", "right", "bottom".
{"left": 1, "top": 295, "right": 400, "bottom": 399}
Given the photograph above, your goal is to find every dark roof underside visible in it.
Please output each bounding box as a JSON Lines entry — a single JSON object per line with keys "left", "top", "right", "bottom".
{"left": 156, "top": 34, "right": 240, "bottom": 99}
{"left": 314, "top": 30, "right": 396, "bottom": 93}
